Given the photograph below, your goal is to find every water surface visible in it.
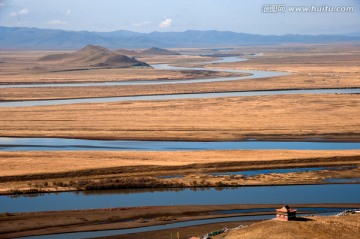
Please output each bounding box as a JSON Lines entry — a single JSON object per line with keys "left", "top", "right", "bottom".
{"left": 210, "top": 166, "right": 357, "bottom": 177}
{"left": 2, "top": 184, "right": 359, "bottom": 213}
{"left": 1, "top": 137, "right": 360, "bottom": 151}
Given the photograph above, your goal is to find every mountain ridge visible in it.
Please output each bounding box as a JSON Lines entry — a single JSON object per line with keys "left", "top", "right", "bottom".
{"left": 1, "top": 26, "right": 359, "bottom": 49}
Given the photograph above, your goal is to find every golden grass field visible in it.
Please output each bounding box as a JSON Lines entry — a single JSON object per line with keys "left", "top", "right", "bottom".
{"left": 1, "top": 150, "right": 360, "bottom": 177}
{"left": 0, "top": 150, "right": 359, "bottom": 194}
{"left": 1, "top": 94, "right": 359, "bottom": 141}
{"left": 221, "top": 214, "right": 360, "bottom": 239}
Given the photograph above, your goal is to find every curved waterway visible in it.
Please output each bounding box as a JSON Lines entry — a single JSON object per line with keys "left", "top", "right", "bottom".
{"left": 1, "top": 88, "right": 360, "bottom": 108}
{"left": 1, "top": 137, "right": 360, "bottom": 151}
{"left": 2, "top": 184, "right": 360, "bottom": 213}
{"left": 17, "top": 215, "right": 274, "bottom": 239}
{"left": 1, "top": 56, "right": 359, "bottom": 107}
{"left": 0, "top": 57, "right": 271, "bottom": 89}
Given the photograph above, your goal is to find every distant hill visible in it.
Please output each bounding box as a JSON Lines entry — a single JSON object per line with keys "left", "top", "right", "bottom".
{"left": 141, "top": 47, "right": 181, "bottom": 55}
{"left": 347, "top": 31, "right": 360, "bottom": 37}
{"left": 39, "top": 45, "right": 149, "bottom": 68}
{"left": 1, "top": 26, "right": 360, "bottom": 49}
{"left": 115, "top": 49, "right": 141, "bottom": 57}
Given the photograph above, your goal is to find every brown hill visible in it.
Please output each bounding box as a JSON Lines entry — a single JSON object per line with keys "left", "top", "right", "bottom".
{"left": 141, "top": 47, "right": 180, "bottom": 55}
{"left": 223, "top": 214, "right": 360, "bottom": 239}
{"left": 39, "top": 45, "right": 149, "bottom": 68}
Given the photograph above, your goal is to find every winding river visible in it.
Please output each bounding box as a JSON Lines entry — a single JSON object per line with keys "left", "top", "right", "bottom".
{"left": 0, "top": 57, "right": 267, "bottom": 89}
{"left": 1, "top": 56, "right": 359, "bottom": 107}
{"left": 1, "top": 137, "right": 360, "bottom": 151}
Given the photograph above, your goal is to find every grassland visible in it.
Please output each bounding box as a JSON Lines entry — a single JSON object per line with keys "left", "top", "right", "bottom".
{"left": 1, "top": 94, "right": 359, "bottom": 141}
{"left": 221, "top": 214, "right": 360, "bottom": 239}
{"left": 0, "top": 150, "right": 359, "bottom": 194}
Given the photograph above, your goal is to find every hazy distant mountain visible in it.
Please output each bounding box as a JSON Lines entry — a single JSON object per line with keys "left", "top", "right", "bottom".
{"left": 347, "top": 31, "right": 360, "bottom": 37}
{"left": 115, "top": 48, "right": 141, "bottom": 57}
{"left": 39, "top": 45, "right": 149, "bottom": 68}
{"left": 1, "top": 26, "right": 359, "bottom": 49}
{"left": 141, "top": 47, "right": 181, "bottom": 55}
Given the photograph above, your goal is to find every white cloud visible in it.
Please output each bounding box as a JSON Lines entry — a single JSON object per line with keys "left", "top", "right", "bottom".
{"left": 46, "top": 20, "right": 68, "bottom": 25}
{"left": 9, "top": 8, "right": 29, "bottom": 17}
{"left": 0, "top": 3, "right": 6, "bottom": 8}
{"left": 18, "top": 8, "right": 29, "bottom": 15}
{"left": 132, "top": 21, "right": 150, "bottom": 27}
{"left": 159, "top": 18, "right": 172, "bottom": 29}
{"left": 66, "top": 9, "right": 71, "bottom": 16}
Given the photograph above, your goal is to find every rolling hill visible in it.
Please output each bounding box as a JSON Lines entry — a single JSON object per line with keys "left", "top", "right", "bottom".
{"left": 141, "top": 47, "right": 181, "bottom": 55}
{"left": 115, "top": 48, "right": 141, "bottom": 57}
{"left": 39, "top": 45, "right": 149, "bottom": 68}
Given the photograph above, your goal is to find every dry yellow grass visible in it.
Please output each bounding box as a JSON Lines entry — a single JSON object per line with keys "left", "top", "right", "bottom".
{"left": 1, "top": 94, "right": 359, "bottom": 141}
{"left": 0, "top": 65, "right": 231, "bottom": 84}
{"left": 1, "top": 150, "right": 359, "bottom": 177}
{"left": 222, "top": 214, "right": 360, "bottom": 239}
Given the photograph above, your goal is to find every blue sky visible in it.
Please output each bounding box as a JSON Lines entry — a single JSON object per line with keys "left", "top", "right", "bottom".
{"left": 0, "top": 0, "right": 359, "bottom": 35}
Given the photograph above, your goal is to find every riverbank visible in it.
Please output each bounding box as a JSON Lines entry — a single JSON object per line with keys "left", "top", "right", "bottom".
{"left": 0, "top": 150, "right": 359, "bottom": 195}
{"left": 1, "top": 204, "right": 358, "bottom": 239}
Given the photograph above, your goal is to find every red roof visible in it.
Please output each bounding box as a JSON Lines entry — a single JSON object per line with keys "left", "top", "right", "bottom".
{"left": 276, "top": 205, "right": 297, "bottom": 213}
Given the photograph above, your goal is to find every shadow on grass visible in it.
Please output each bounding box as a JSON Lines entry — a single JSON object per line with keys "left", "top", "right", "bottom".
{"left": 294, "top": 217, "right": 314, "bottom": 221}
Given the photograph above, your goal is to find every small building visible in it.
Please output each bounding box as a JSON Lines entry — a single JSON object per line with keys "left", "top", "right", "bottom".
{"left": 276, "top": 205, "right": 297, "bottom": 221}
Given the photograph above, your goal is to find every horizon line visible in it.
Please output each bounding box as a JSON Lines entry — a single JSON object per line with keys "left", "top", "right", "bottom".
{"left": 0, "top": 25, "right": 358, "bottom": 37}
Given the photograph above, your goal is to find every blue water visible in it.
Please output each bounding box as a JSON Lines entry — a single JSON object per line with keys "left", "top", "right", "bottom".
{"left": 215, "top": 207, "right": 351, "bottom": 215}
{"left": 2, "top": 184, "right": 360, "bottom": 213}
{"left": 160, "top": 166, "right": 357, "bottom": 179}
{"left": 325, "top": 178, "right": 360, "bottom": 183}
{"left": 1, "top": 56, "right": 359, "bottom": 108}
{"left": 1, "top": 137, "right": 360, "bottom": 151}
{"left": 1, "top": 88, "right": 359, "bottom": 107}
{"left": 0, "top": 57, "right": 266, "bottom": 89}
{"left": 15, "top": 214, "right": 273, "bottom": 239}
{"left": 210, "top": 166, "right": 356, "bottom": 177}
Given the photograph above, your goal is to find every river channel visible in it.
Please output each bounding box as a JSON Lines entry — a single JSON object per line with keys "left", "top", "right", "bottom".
{"left": 1, "top": 137, "right": 360, "bottom": 151}
{"left": 1, "top": 56, "right": 359, "bottom": 107}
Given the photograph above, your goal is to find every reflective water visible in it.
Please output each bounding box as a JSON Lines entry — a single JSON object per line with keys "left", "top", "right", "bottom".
{"left": 210, "top": 166, "right": 357, "bottom": 177}
{"left": 1, "top": 137, "right": 360, "bottom": 151}
{"left": 2, "top": 184, "right": 360, "bottom": 213}
{"left": 1, "top": 88, "right": 359, "bottom": 107}
{"left": 215, "top": 207, "right": 352, "bottom": 215}
{"left": 325, "top": 178, "right": 360, "bottom": 183}
{"left": 0, "top": 57, "right": 268, "bottom": 89}
{"left": 1, "top": 56, "right": 358, "bottom": 107}
{"left": 16, "top": 214, "right": 273, "bottom": 239}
